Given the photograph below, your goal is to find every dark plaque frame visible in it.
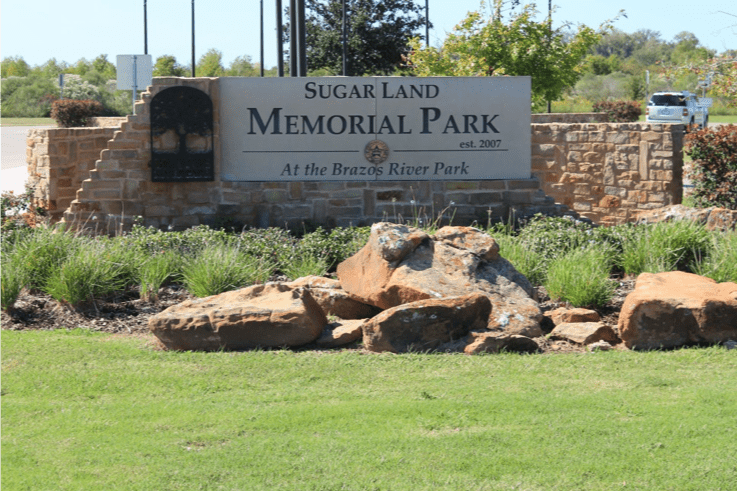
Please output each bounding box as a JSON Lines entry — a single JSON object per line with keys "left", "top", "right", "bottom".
{"left": 150, "top": 86, "right": 214, "bottom": 182}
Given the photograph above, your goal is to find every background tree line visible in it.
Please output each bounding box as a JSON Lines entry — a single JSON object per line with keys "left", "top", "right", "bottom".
{"left": 0, "top": 51, "right": 274, "bottom": 118}
{"left": 2, "top": 0, "right": 734, "bottom": 118}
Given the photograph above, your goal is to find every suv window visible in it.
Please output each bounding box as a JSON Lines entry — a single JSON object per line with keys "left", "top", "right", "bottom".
{"left": 650, "top": 95, "right": 686, "bottom": 106}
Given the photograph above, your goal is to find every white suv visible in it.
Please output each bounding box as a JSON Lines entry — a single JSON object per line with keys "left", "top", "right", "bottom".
{"left": 646, "top": 91, "right": 710, "bottom": 129}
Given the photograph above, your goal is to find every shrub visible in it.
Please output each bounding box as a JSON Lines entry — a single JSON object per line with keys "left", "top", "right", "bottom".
{"left": 50, "top": 99, "right": 103, "bottom": 127}
{"left": 297, "top": 226, "right": 370, "bottom": 270}
{"left": 592, "top": 100, "right": 642, "bottom": 122}
{"left": 684, "top": 125, "right": 737, "bottom": 210}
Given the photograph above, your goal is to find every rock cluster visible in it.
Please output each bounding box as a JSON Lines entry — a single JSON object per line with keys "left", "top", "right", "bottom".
{"left": 149, "top": 223, "right": 737, "bottom": 354}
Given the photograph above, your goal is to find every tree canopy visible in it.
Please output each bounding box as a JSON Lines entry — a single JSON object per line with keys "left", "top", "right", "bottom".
{"left": 407, "top": 0, "right": 616, "bottom": 110}
{"left": 300, "top": 0, "right": 429, "bottom": 76}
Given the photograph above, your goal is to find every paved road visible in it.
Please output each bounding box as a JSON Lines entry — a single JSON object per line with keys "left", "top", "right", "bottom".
{"left": 1, "top": 126, "right": 53, "bottom": 194}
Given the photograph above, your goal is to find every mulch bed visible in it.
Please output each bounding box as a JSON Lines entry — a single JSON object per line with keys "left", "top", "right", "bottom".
{"left": 1, "top": 280, "right": 637, "bottom": 355}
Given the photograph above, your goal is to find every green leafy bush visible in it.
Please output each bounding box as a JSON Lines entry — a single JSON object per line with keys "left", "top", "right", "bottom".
{"left": 298, "top": 226, "right": 371, "bottom": 270}
{"left": 592, "top": 100, "right": 642, "bottom": 122}
{"left": 685, "top": 124, "right": 737, "bottom": 210}
{"left": 50, "top": 99, "right": 103, "bottom": 127}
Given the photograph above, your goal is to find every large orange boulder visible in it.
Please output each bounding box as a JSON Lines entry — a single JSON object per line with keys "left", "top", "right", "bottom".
{"left": 618, "top": 272, "right": 737, "bottom": 350}
{"left": 149, "top": 283, "right": 327, "bottom": 351}
{"left": 337, "top": 223, "right": 542, "bottom": 337}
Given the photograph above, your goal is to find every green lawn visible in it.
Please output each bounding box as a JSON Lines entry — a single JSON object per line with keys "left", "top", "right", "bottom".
{"left": 2, "top": 329, "right": 736, "bottom": 490}
{"left": 0, "top": 117, "right": 56, "bottom": 127}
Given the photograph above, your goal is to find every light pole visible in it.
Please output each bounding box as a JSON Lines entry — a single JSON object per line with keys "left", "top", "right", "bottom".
{"left": 276, "top": 0, "right": 284, "bottom": 76}
{"left": 260, "top": 0, "right": 265, "bottom": 76}
{"left": 425, "top": 0, "right": 429, "bottom": 47}
{"left": 191, "top": 0, "right": 196, "bottom": 77}
{"left": 144, "top": 0, "right": 148, "bottom": 54}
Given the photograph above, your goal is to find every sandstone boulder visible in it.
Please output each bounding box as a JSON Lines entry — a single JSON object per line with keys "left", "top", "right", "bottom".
{"left": 618, "top": 272, "right": 737, "bottom": 350}
{"left": 361, "top": 293, "right": 491, "bottom": 353}
{"left": 337, "top": 223, "right": 542, "bottom": 336}
{"left": 549, "top": 322, "right": 619, "bottom": 345}
{"left": 287, "top": 276, "right": 379, "bottom": 319}
{"left": 315, "top": 319, "right": 364, "bottom": 348}
{"left": 149, "top": 283, "right": 327, "bottom": 351}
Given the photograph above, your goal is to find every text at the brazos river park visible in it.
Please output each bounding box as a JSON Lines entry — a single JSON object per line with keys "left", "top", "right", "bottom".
{"left": 279, "top": 161, "right": 473, "bottom": 177}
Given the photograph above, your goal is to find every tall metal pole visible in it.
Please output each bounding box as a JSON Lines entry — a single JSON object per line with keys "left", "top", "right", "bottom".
{"left": 191, "top": 0, "right": 196, "bottom": 77}
{"left": 297, "top": 0, "right": 306, "bottom": 76}
{"left": 260, "top": 0, "right": 265, "bottom": 76}
{"left": 342, "top": 0, "right": 347, "bottom": 76}
{"left": 144, "top": 0, "right": 148, "bottom": 54}
{"left": 289, "top": 0, "right": 297, "bottom": 76}
{"left": 276, "top": 0, "right": 284, "bottom": 76}
{"left": 547, "top": 0, "right": 551, "bottom": 113}
{"left": 425, "top": 0, "right": 429, "bottom": 47}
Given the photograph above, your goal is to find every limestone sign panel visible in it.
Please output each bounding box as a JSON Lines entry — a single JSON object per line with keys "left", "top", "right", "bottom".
{"left": 219, "top": 77, "right": 531, "bottom": 181}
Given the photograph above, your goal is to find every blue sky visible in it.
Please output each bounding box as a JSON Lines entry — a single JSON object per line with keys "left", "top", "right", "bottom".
{"left": 1, "top": 0, "right": 734, "bottom": 70}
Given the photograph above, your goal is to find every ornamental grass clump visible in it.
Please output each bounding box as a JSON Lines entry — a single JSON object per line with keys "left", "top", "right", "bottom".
{"left": 136, "top": 251, "right": 182, "bottom": 302}
{"left": 1, "top": 252, "right": 27, "bottom": 311}
{"left": 621, "top": 220, "right": 711, "bottom": 276}
{"left": 544, "top": 245, "right": 617, "bottom": 309}
{"left": 690, "top": 231, "right": 737, "bottom": 283}
{"left": 10, "top": 226, "right": 79, "bottom": 291}
{"left": 493, "top": 235, "right": 546, "bottom": 286}
{"left": 44, "top": 239, "right": 135, "bottom": 308}
{"left": 181, "top": 244, "right": 274, "bottom": 298}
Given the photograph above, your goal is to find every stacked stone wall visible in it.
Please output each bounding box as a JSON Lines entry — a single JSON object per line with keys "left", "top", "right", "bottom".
{"left": 531, "top": 123, "right": 684, "bottom": 225}
{"left": 27, "top": 127, "right": 117, "bottom": 222}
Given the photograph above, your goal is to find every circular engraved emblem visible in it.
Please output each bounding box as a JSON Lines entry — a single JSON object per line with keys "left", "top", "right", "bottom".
{"left": 364, "top": 140, "right": 390, "bottom": 164}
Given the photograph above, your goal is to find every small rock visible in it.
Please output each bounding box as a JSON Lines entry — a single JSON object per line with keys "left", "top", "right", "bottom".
{"left": 550, "top": 322, "right": 620, "bottom": 345}
{"left": 588, "top": 341, "right": 614, "bottom": 352}
{"left": 315, "top": 319, "right": 364, "bottom": 348}
{"left": 545, "top": 307, "right": 600, "bottom": 326}
{"left": 464, "top": 332, "right": 540, "bottom": 354}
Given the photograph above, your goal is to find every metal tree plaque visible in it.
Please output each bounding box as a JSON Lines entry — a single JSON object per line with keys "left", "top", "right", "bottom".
{"left": 150, "top": 86, "right": 214, "bottom": 182}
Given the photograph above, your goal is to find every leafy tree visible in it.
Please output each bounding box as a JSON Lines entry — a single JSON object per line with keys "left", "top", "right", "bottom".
{"left": 91, "top": 54, "right": 117, "bottom": 80}
{"left": 153, "top": 55, "right": 187, "bottom": 77}
{"left": 297, "top": 0, "right": 429, "bottom": 76}
{"left": 196, "top": 49, "right": 225, "bottom": 77}
{"left": 1, "top": 56, "right": 31, "bottom": 78}
{"left": 226, "top": 55, "right": 259, "bottom": 76}
{"left": 408, "top": 0, "right": 615, "bottom": 110}
{"left": 665, "top": 54, "right": 737, "bottom": 106}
